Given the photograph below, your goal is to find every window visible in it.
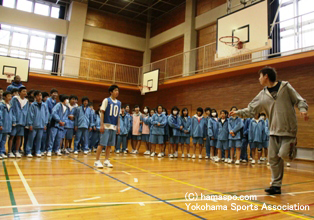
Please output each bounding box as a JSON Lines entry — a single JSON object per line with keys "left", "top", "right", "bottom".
{"left": 279, "top": 0, "right": 314, "bottom": 52}
{"left": 2, "top": 0, "right": 61, "bottom": 19}
{"left": 34, "top": 3, "right": 50, "bottom": 16}
{"left": 0, "top": 24, "right": 57, "bottom": 72}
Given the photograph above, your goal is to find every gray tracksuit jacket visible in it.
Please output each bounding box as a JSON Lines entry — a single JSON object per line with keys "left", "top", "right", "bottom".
{"left": 235, "top": 81, "right": 308, "bottom": 137}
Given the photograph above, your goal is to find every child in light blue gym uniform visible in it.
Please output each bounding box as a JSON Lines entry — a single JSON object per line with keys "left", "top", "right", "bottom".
{"left": 228, "top": 106, "right": 243, "bottom": 165}
{"left": 191, "top": 107, "right": 207, "bottom": 159}
{"left": 248, "top": 113, "right": 265, "bottom": 165}
{"left": 168, "top": 106, "right": 182, "bottom": 158}
{"left": 179, "top": 108, "right": 191, "bottom": 158}
{"left": 141, "top": 106, "right": 151, "bottom": 155}
{"left": 216, "top": 110, "right": 229, "bottom": 162}
{"left": 115, "top": 105, "right": 130, "bottom": 154}
{"left": 150, "top": 105, "right": 167, "bottom": 157}
{"left": 208, "top": 108, "right": 219, "bottom": 160}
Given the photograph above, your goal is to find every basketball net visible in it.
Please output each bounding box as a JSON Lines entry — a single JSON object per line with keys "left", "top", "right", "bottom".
{"left": 139, "top": 86, "right": 151, "bottom": 95}
{"left": 219, "top": 36, "right": 251, "bottom": 57}
{"left": 4, "top": 72, "right": 14, "bottom": 83}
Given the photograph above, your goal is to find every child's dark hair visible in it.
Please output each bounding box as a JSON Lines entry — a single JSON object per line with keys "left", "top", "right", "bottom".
{"left": 33, "top": 90, "right": 41, "bottom": 97}
{"left": 109, "top": 85, "right": 119, "bottom": 94}
{"left": 156, "top": 105, "right": 163, "bottom": 111}
{"left": 3, "top": 91, "right": 11, "bottom": 97}
{"left": 28, "top": 96, "right": 34, "bottom": 103}
{"left": 258, "top": 66, "right": 277, "bottom": 82}
{"left": 197, "top": 107, "right": 203, "bottom": 115}
{"left": 220, "top": 110, "right": 229, "bottom": 118}
{"left": 259, "top": 113, "right": 266, "bottom": 118}
{"left": 69, "top": 95, "right": 78, "bottom": 100}
{"left": 134, "top": 105, "right": 140, "bottom": 109}
{"left": 50, "top": 88, "right": 58, "bottom": 95}
{"left": 18, "top": 86, "right": 27, "bottom": 93}
{"left": 82, "top": 96, "right": 90, "bottom": 103}
{"left": 60, "top": 94, "right": 69, "bottom": 102}
{"left": 42, "top": 92, "right": 49, "bottom": 99}
{"left": 162, "top": 108, "right": 168, "bottom": 115}
{"left": 121, "top": 105, "right": 126, "bottom": 109}
{"left": 88, "top": 102, "right": 93, "bottom": 107}
{"left": 11, "top": 88, "right": 18, "bottom": 94}
{"left": 181, "top": 108, "right": 189, "bottom": 117}
{"left": 230, "top": 106, "right": 238, "bottom": 111}
{"left": 210, "top": 108, "right": 217, "bottom": 117}
{"left": 125, "top": 104, "right": 130, "bottom": 108}
{"left": 204, "top": 107, "right": 211, "bottom": 112}
{"left": 171, "top": 106, "right": 180, "bottom": 114}
{"left": 150, "top": 108, "right": 156, "bottom": 116}
{"left": 27, "top": 89, "right": 35, "bottom": 97}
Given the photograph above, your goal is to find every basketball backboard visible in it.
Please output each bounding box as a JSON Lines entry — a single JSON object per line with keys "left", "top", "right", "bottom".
{"left": 0, "top": 56, "right": 30, "bottom": 82}
{"left": 140, "top": 69, "right": 159, "bottom": 95}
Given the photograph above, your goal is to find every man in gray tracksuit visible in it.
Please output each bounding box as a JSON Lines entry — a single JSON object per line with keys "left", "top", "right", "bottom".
{"left": 230, "top": 66, "right": 309, "bottom": 195}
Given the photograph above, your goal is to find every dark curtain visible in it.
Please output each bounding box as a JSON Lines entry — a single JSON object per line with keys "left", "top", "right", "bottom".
{"left": 51, "top": 5, "right": 66, "bottom": 75}
{"left": 268, "top": 0, "right": 281, "bottom": 58}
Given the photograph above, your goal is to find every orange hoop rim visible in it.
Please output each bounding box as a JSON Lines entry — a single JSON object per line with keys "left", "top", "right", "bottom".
{"left": 219, "top": 36, "right": 241, "bottom": 47}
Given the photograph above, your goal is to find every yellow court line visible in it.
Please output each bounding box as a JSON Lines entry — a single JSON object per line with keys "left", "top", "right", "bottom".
{"left": 112, "top": 159, "right": 309, "bottom": 220}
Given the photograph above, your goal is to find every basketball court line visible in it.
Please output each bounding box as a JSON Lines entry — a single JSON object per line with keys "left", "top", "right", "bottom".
{"left": 111, "top": 159, "right": 309, "bottom": 219}
{"left": 0, "top": 179, "right": 32, "bottom": 182}
{"left": 68, "top": 156, "right": 206, "bottom": 219}
{"left": 73, "top": 197, "right": 101, "bottom": 202}
{"left": 119, "top": 187, "right": 132, "bottom": 193}
{"left": 13, "top": 161, "right": 38, "bottom": 206}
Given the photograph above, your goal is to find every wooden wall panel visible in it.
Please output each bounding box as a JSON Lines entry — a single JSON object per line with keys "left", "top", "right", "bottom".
{"left": 197, "top": 23, "right": 217, "bottom": 47}
{"left": 150, "top": 4, "right": 185, "bottom": 38}
{"left": 86, "top": 9, "right": 146, "bottom": 38}
{"left": 142, "top": 64, "right": 314, "bottom": 148}
{"left": 80, "top": 41, "right": 143, "bottom": 82}
{"left": 0, "top": 75, "right": 143, "bottom": 110}
{"left": 151, "top": 37, "right": 184, "bottom": 62}
{"left": 196, "top": 0, "right": 226, "bottom": 16}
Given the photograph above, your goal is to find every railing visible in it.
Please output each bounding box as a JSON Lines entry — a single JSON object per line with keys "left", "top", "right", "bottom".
{"left": 1, "top": 11, "right": 313, "bottom": 87}
{"left": 0, "top": 44, "right": 141, "bottom": 86}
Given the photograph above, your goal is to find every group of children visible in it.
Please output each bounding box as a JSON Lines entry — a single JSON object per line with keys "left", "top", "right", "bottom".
{"left": 0, "top": 86, "right": 283, "bottom": 167}
{"left": 115, "top": 104, "right": 274, "bottom": 166}
{"left": 0, "top": 86, "right": 104, "bottom": 159}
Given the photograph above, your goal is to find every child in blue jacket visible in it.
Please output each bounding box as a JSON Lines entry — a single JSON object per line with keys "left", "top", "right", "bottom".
{"left": 26, "top": 91, "right": 49, "bottom": 157}
{"left": 150, "top": 105, "right": 167, "bottom": 157}
{"left": 0, "top": 92, "right": 14, "bottom": 159}
{"left": 179, "top": 108, "right": 191, "bottom": 158}
{"left": 249, "top": 113, "right": 265, "bottom": 164}
{"left": 208, "top": 109, "right": 219, "bottom": 160}
{"left": 116, "top": 105, "right": 130, "bottom": 153}
{"left": 216, "top": 110, "right": 229, "bottom": 162}
{"left": 228, "top": 106, "right": 243, "bottom": 165}
{"left": 74, "top": 96, "right": 94, "bottom": 155}
{"left": 191, "top": 107, "right": 207, "bottom": 159}
{"left": 168, "top": 106, "right": 182, "bottom": 158}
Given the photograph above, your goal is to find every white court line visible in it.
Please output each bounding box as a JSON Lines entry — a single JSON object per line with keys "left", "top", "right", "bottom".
{"left": 139, "top": 202, "right": 145, "bottom": 206}
{"left": 13, "top": 161, "right": 39, "bottom": 205}
{"left": 121, "top": 171, "right": 131, "bottom": 175}
{"left": 119, "top": 187, "right": 132, "bottom": 193}
{"left": 74, "top": 197, "right": 101, "bottom": 202}
{"left": 0, "top": 179, "right": 31, "bottom": 182}
{"left": 134, "top": 178, "right": 138, "bottom": 183}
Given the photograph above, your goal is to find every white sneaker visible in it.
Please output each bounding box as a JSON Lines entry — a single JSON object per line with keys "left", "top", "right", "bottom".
{"left": 41, "top": 152, "right": 45, "bottom": 156}
{"left": 224, "top": 159, "right": 228, "bottom": 163}
{"left": 249, "top": 158, "right": 252, "bottom": 161}
{"left": 150, "top": 152, "right": 155, "bottom": 157}
{"left": 174, "top": 152, "right": 178, "bottom": 158}
{"left": 169, "top": 154, "right": 173, "bottom": 158}
{"left": 27, "top": 154, "right": 33, "bottom": 158}
{"left": 36, "top": 154, "right": 41, "bottom": 158}
{"left": 130, "top": 150, "right": 136, "bottom": 154}
{"left": 228, "top": 159, "right": 233, "bottom": 164}
{"left": 187, "top": 154, "right": 191, "bottom": 158}
{"left": 267, "top": 162, "right": 270, "bottom": 166}
{"left": 221, "top": 158, "right": 225, "bottom": 161}
{"left": 158, "top": 153, "right": 162, "bottom": 158}
{"left": 181, "top": 153, "right": 185, "bottom": 158}
{"left": 215, "top": 158, "right": 221, "bottom": 163}
{"left": 192, "top": 154, "right": 196, "bottom": 159}
{"left": 16, "top": 152, "right": 22, "bottom": 158}
{"left": 102, "top": 149, "right": 105, "bottom": 153}
{"left": 251, "top": 160, "right": 256, "bottom": 164}
{"left": 287, "top": 162, "right": 291, "bottom": 167}
{"left": 161, "top": 152, "right": 165, "bottom": 157}
{"left": 205, "top": 156, "right": 209, "bottom": 159}
{"left": 104, "top": 160, "right": 113, "bottom": 168}
{"left": 124, "top": 150, "right": 128, "bottom": 154}
{"left": 258, "top": 160, "right": 262, "bottom": 164}
{"left": 210, "top": 156, "right": 214, "bottom": 160}
{"left": 94, "top": 160, "right": 103, "bottom": 168}
{"left": 83, "top": 151, "right": 88, "bottom": 155}
{"left": 1, "top": 154, "right": 8, "bottom": 159}
{"left": 47, "top": 152, "right": 52, "bottom": 157}
{"left": 242, "top": 160, "right": 247, "bottom": 163}
{"left": 115, "top": 150, "right": 120, "bottom": 154}
{"left": 143, "top": 151, "right": 148, "bottom": 155}
{"left": 8, "top": 153, "right": 15, "bottom": 158}
{"left": 57, "top": 151, "right": 62, "bottom": 156}
{"left": 74, "top": 151, "right": 78, "bottom": 155}
{"left": 93, "top": 148, "right": 97, "bottom": 152}
{"left": 199, "top": 155, "right": 202, "bottom": 159}
{"left": 235, "top": 160, "right": 240, "bottom": 165}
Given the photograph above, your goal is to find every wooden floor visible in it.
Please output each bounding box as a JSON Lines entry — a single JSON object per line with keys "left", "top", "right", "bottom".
{"left": 1, "top": 147, "right": 313, "bottom": 220}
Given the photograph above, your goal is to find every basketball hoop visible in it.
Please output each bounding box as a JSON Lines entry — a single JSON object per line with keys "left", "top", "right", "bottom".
{"left": 138, "top": 85, "right": 151, "bottom": 95}
{"left": 219, "top": 36, "right": 243, "bottom": 49}
{"left": 4, "top": 72, "right": 15, "bottom": 83}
